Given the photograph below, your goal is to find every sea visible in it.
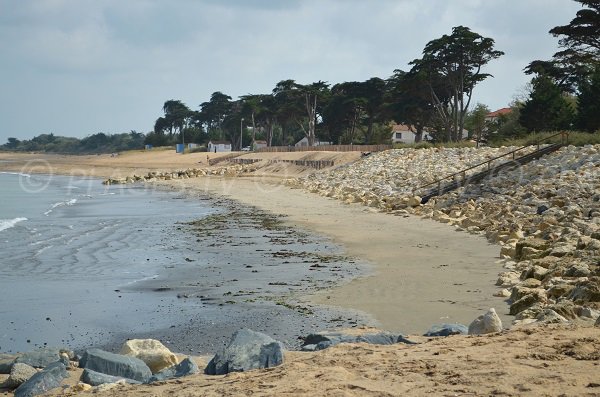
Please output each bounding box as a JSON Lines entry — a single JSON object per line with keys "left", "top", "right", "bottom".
{"left": 0, "top": 172, "right": 213, "bottom": 353}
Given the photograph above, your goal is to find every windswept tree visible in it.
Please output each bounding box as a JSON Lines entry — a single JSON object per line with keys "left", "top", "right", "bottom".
{"left": 295, "top": 81, "right": 330, "bottom": 146}
{"left": 386, "top": 69, "right": 436, "bottom": 143}
{"left": 199, "top": 92, "right": 233, "bottom": 139}
{"left": 410, "top": 26, "right": 504, "bottom": 142}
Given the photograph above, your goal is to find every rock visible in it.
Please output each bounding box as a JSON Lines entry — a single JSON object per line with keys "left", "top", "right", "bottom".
{"left": 13, "top": 362, "right": 67, "bottom": 397}
{"left": 149, "top": 358, "right": 199, "bottom": 382}
{"left": 0, "top": 354, "right": 18, "bottom": 374}
{"left": 537, "top": 205, "right": 549, "bottom": 215}
{"left": 567, "top": 280, "right": 600, "bottom": 303}
{"left": 302, "top": 330, "right": 416, "bottom": 350}
{"left": 205, "top": 329, "right": 284, "bottom": 375}
{"left": 408, "top": 196, "right": 422, "bottom": 207}
{"left": 522, "top": 265, "right": 548, "bottom": 281}
{"left": 580, "top": 306, "right": 600, "bottom": 319}
{"left": 536, "top": 309, "right": 569, "bottom": 324}
{"left": 494, "top": 288, "right": 511, "bottom": 298}
{"left": 500, "top": 245, "right": 516, "bottom": 258}
{"left": 80, "top": 369, "right": 142, "bottom": 387}
{"left": 547, "top": 300, "right": 579, "bottom": 320}
{"left": 596, "top": 316, "right": 600, "bottom": 327}
{"left": 516, "top": 238, "right": 549, "bottom": 260}
{"left": 423, "top": 323, "right": 468, "bottom": 337}
{"left": 79, "top": 348, "right": 152, "bottom": 383}
{"left": 520, "top": 278, "right": 542, "bottom": 289}
{"left": 14, "top": 348, "right": 67, "bottom": 369}
{"left": 564, "top": 263, "right": 591, "bottom": 277}
{"left": 2, "top": 363, "right": 38, "bottom": 389}
{"left": 120, "top": 339, "right": 179, "bottom": 374}
{"left": 510, "top": 292, "right": 547, "bottom": 315}
{"left": 468, "top": 308, "right": 503, "bottom": 335}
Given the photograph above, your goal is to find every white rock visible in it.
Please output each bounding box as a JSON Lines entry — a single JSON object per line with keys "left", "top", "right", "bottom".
{"left": 468, "top": 308, "right": 503, "bottom": 335}
{"left": 120, "top": 339, "right": 179, "bottom": 374}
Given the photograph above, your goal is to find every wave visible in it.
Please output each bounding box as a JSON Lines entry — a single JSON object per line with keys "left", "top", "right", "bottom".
{"left": 44, "top": 198, "right": 78, "bottom": 216}
{"left": 0, "top": 171, "right": 31, "bottom": 178}
{"left": 0, "top": 217, "right": 28, "bottom": 232}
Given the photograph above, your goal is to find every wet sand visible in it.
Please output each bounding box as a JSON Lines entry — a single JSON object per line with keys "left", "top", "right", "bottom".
{"left": 161, "top": 176, "right": 513, "bottom": 333}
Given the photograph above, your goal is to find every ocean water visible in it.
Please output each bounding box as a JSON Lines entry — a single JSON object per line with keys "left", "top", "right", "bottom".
{"left": 0, "top": 172, "right": 213, "bottom": 353}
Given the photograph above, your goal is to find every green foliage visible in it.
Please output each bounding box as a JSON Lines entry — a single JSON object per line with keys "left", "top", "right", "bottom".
{"left": 2, "top": 131, "right": 146, "bottom": 153}
{"left": 495, "top": 130, "right": 600, "bottom": 147}
{"left": 393, "top": 140, "right": 476, "bottom": 149}
{"left": 410, "top": 26, "right": 504, "bottom": 142}
{"left": 576, "top": 65, "right": 600, "bottom": 131}
{"left": 519, "top": 75, "right": 575, "bottom": 132}
{"left": 464, "top": 103, "right": 490, "bottom": 142}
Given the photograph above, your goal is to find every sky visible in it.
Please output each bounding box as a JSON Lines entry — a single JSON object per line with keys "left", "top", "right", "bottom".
{"left": 0, "top": 0, "right": 582, "bottom": 142}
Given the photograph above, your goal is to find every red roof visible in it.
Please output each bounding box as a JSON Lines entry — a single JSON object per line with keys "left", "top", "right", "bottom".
{"left": 486, "top": 108, "right": 512, "bottom": 118}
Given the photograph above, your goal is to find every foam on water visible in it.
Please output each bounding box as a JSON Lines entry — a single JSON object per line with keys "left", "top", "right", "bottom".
{"left": 0, "top": 217, "right": 28, "bottom": 232}
{"left": 44, "top": 198, "right": 78, "bottom": 216}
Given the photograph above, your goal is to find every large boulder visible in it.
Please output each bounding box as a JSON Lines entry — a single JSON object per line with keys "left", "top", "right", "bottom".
{"left": 14, "top": 348, "right": 68, "bottom": 369}
{"left": 423, "top": 323, "right": 468, "bottom": 337}
{"left": 0, "top": 354, "right": 18, "bottom": 374}
{"left": 120, "top": 339, "right": 179, "bottom": 374}
{"left": 80, "top": 368, "right": 142, "bottom": 387}
{"left": 149, "top": 357, "right": 199, "bottom": 382}
{"left": 2, "top": 363, "right": 37, "bottom": 389}
{"left": 204, "top": 329, "right": 284, "bottom": 375}
{"left": 79, "top": 348, "right": 152, "bottom": 383}
{"left": 468, "top": 308, "right": 503, "bottom": 335}
{"left": 14, "top": 362, "right": 67, "bottom": 397}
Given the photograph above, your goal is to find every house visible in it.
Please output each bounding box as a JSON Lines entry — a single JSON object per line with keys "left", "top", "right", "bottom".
{"left": 485, "top": 107, "right": 512, "bottom": 123}
{"left": 253, "top": 140, "right": 268, "bottom": 150}
{"left": 207, "top": 140, "right": 232, "bottom": 153}
{"left": 390, "top": 124, "right": 432, "bottom": 144}
{"left": 187, "top": 143, "right": 200, "bottom": 150}
{"left": 294, "top": 137, "right": 332, "bottom": 147}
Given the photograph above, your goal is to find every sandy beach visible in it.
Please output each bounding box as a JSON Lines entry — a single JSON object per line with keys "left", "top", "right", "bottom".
{"left": 1, "top": 149, "right": 598, "bottom": 396}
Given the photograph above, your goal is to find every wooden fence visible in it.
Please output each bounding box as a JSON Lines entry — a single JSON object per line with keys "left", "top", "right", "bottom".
{"left": 229, "top": 158, "right": 335, "bottom": 170}
{"left": 255, "top": 144, "right": 391, "bottom": 153}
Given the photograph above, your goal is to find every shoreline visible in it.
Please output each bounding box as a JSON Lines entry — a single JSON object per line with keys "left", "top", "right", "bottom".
{"left": 158, "top": 176, "right": 514, "bottom": 332}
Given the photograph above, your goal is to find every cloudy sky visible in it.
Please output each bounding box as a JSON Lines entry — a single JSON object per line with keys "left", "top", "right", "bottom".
{"left": 0, "top": 0, "right": 581, "bottom": 141}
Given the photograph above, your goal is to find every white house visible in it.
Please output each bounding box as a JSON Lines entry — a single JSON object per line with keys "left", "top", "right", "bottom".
{"left": 391, "top": 124, "right": 432, "bottom": 144}
{"left": 207, "top": 140, "right": 232, "bottom": 153}
{"left": 294, "top": 137, "right": 332, "bottom": 147}
{"left": 253, "top": 140, "right": 268, "bottom": 150}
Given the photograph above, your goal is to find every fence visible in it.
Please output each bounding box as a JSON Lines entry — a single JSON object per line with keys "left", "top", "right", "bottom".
{"left": 256, "top": 144, "right": 391, "bottom": 153}
{"left": 229, "top": 158, "right": 334, "bottom": 170}
{"left": 208, "top": 153, "right": 242, "bottom": 166}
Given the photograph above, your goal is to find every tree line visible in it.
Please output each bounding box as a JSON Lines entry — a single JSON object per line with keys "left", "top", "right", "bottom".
{"left": 3, "top": 0, "right": 598, "bottom": 153}
{"left": 1, "top": 132, "right": 145, "bottom": 154}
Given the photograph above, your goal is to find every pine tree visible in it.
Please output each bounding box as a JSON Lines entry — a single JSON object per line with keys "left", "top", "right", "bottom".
{"left": 519, "top": 75, "right": 575, "bottom": 132}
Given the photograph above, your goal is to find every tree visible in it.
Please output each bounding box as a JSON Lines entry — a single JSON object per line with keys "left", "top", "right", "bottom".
{"left": 550, "top": 0, "right": 600, "bottom": 60}
{"left": 464, "top": 103, "right": 490, "bottom": 146}
{"left": 386, "top": 69, "right": 436, "bottom": 143}
{"left": 410, "top": 26, "right": 504, "bottom": 142}
{"left": 526, "top": 1, "right": 600, "bottom": 95}
{"left": 294, "top": 81, "right": 330, "bottom": 146}
{"left": 199, "top": 92, "right": 233, "bottom": 139}
{"left": 576, "top": 65, "right": 600, "bottom": 131}
{"left": 519, "top": 75, "right": 575, "bottom": 132}
{"left": 5, "top": 137, "right": 20, "bottom": 149}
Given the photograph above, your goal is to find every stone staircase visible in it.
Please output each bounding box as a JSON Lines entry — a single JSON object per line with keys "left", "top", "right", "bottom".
{"left": 419, "top": 132, "right": 569, "bottom": 204}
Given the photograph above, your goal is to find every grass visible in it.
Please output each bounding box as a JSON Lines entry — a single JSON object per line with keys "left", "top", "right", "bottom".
{"left": 493, "top": 131, "right": 600, "bottom": 147}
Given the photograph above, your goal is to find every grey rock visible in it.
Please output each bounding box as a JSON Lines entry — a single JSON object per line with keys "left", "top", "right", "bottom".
{"left": 0, "top": 354, "right": 18, "bottom": 374}
{"left": 14, "top": 362, "right": 67, "bottom": 397}
{"left": 536, "top": 309, "right": 569, "bottom": 324}
{"left": 14, "top": 349, "right": 62, "bottom": 369}
{"left": 205, "top": 329, "right": 284, "bottom": 375}
{"left": 149, "top": 358, "right": 199, "bottom": 382}
{"left": 80, "top": 368, "right": 142, "bottom": 386}
{"left": 468, "top": 308, "right": 503, "bottom": 335}
{"left": 424, "top": 323, "right": 468, "bottom": 337}
{"left": 595, "top": 315, "right": 600, "bottom": 327}
{"left": 302, "top": 331, "right": 416, "bottom": 351}
{"left": 537, "top": 205, "right": 549, "bottom": 215}
{"left": 79, "top": 348, "right": 152, "bottom": 383}
{"left": 2, "top": 363, "right": 38, "bottom": 390}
